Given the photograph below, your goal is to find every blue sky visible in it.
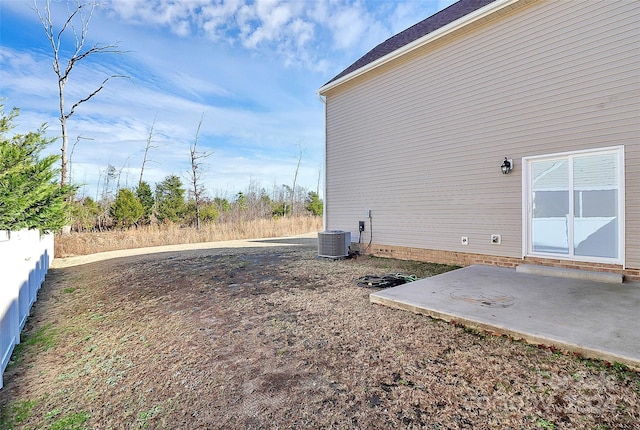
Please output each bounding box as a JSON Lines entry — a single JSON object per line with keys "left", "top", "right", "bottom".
{"left": 1, "top": 0, "right": 455, "bottom": 200}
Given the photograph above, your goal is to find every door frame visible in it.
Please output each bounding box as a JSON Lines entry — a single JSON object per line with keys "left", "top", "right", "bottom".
{"left": 522, "top": 145, "right": 625, "bottom": 266}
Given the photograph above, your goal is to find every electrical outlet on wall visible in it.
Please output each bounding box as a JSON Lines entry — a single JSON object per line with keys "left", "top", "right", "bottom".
{"left": 461, "top": 236, "right": 469, "bottom": 245}
{"left": 491, "top": 234, "right": 501, "bottom": 245}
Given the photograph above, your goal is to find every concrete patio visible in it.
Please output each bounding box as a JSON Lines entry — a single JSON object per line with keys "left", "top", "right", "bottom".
{"left": 370, "top": 265, "right": 640, "bottom": 368}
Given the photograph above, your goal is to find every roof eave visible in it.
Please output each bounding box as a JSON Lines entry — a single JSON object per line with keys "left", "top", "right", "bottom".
{"left": 318, "top": 0, "right": 519, "bottom": 95}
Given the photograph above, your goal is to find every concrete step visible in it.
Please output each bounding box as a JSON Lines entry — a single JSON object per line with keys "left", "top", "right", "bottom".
{"left": 516, "top": 264, "right": 623, "bottom": 284}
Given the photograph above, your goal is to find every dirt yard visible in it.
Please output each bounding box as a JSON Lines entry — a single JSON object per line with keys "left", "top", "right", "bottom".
{"left": 1, "top": 239, "right": 638, "bottom": 429}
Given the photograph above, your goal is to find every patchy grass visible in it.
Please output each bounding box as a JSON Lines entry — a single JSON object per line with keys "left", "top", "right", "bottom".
{"left": 357, "top": 255, "right": 457, "bottom": 278}
{"left": 48, "top": 411, "right": 91, "bottom": 430}
{"left": 1, "top": 245, "right": 638, "bottom": 429}
{"left": 7, "top": 323, "right": 57, "bottom": 366}
{"left": 536, "top": 417, "right": 556, "bottom": 429}
{"left": 0, "top": 400, "right": 36, "bottom": 429}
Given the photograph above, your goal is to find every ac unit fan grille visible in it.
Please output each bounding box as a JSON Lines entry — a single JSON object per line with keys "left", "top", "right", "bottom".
{"left": 318, "top": 231, "right": 351, "bottom": 258}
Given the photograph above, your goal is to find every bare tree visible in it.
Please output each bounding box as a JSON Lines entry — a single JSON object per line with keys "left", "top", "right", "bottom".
{"left": 316, "top": 165, "right": 322, "bottom": 197}
{"left": 34, "top": 0, "right": 127, "bottom": 186}
{"left": 188, "top": 113, "right": 212, "bottom": 229}
{"left": 102, "top": 164, "right": 117, "bottom": 202}
{"left": 290, "top": 143, "right": 304, "bottom": 216}
{"left": 68, "top": 134, "right": 93, "bottom": 185}
{"left": 116, "top": 154, "right": 133, "bottom": 191}
{"left": 139, "top": 115, "right": 158, "bottom": 187}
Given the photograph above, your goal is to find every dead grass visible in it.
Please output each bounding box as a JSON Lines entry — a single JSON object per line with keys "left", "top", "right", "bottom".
{"left": 54, "top": 216, "right": 322, "bottom": 257}
{"left": 1, "top": 244, "right": 638, "bottom": 429}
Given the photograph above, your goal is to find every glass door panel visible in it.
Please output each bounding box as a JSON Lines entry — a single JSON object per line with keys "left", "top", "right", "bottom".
{"left": 527, "top": 148, "right": 621, "bottom": 262}
{"left": 531, "top": 159, "right": 569, "bottom": 254}
{"left": 573, "top": 153, "right": 618, "bottom": 259}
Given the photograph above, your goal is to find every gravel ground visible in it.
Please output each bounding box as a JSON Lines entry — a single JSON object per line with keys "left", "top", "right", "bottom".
{"left": 1, "top": 241, "right": 638, "bottom": 429}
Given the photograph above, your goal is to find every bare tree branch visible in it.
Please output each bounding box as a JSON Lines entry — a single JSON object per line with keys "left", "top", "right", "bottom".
{"left": 116, "top": 154, "right": 133, "bottom": 191}
{"left": 189, "top": 113, "right": 213, "bottom": 229}
{"left": 290, "top": 143, "right": 304, "bottom": 217}
{"left": 139, "top": 115, "right": 159, "bottom": 187}
{"left": 66, "top": 74, "right": 127, "bottom": 119}
{"left": 57, "top": 2, "right": 84, "bottom": 43}
{"left": 69, "top": 134, "right": 94, "bottom": 185}
{"left": 32, "top": 0, "right": 129, "bottom": 187}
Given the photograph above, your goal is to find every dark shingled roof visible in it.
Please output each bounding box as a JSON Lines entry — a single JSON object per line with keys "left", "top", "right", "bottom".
{"left": 324, "top": 0, "right": 497, "bottom": 86}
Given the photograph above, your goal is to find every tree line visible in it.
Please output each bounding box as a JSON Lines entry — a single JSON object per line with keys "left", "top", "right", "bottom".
{"left": 72, "top": 176, "right": 323, "bottom": 231}
{"left": 1, "top": 106, "right": 322, "bottom": 234}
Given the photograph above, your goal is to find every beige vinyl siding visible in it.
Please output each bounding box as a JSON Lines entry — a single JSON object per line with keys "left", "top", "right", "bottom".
{"left": 324, "top": 0, "right": 640, "bottom": 265}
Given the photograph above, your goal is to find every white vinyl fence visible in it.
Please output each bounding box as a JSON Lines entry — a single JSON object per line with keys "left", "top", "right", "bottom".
{"left": 0, "top": 229, "right": 54, "bottom": 389}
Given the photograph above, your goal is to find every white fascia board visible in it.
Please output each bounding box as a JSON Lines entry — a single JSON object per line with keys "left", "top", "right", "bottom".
{"left": 318, "top": 0, "right": 519, "bottom": 95}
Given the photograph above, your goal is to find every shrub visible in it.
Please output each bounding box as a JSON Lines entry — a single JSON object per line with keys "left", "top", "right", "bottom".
{"left": 110, "top": 189, "right": 143, "bottom": 229}
{"left": 69, "top": 197, "right": 101, "bottom": 231}
{"left": 136, "top": 181, "right": 154, "bottom": 225}
{"left": 155, "top": 175, "right": 186, "bottom": 223}
{"left": 0, "top": 106, "right": 74, "bottom": 232}
{"left": 305, "top": 191, "right": 323, "bottom": 216}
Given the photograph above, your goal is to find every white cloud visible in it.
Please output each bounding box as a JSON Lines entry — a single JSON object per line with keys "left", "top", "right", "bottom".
{"left": 328, "top": 4, "right": 370, "bottom": 50}
{"left": 0, "top": 48, "right": 57, "bottom": 108}
{"left": 163, "top": 70, "right": 232, "bottom": 100}
{"left": 388, "top": 1, "right": 425, "bottom": 34}
{"left": 290, "top": 18, "right": 314, "bottom": 49}
{"left": 109, "top": 0, "right": 209, "bottom": 36}
{"left": 242, "top": 0, "right": 295, "bottom": 48}
{"left": 107, "top": 0, "right": 137, "bottom": 21}
{"left": 200, "top": 0, "right": 244, "bottom": 40}
{"left": 1, "top": 0, "right": 453, "bottom": 199}
{"left": 100, "top": 0, "right": 453, "bottom": 74}
{"left": 104, "top": 0, "right": 374, "bottom": 70}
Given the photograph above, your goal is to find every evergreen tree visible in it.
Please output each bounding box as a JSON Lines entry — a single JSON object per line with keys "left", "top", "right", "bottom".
{"left": 271, "top": 201, "right": 290, "bottom": 217}
{"left": 213, "top": 197, "right": 230, "bottom": 213}
{"left": 69, "top": 196, "right": 101, "bottom": 231}
{"left": 235, "top": 191, "right": 246, "bottom": 210}
{"left": 110, "top": 188, "right": 143, "bottom": 229}
{"left": 155, "top": 175, "right": 185, "bottom": 223}
{"left": 136, "top": 181, "right": 154, "bottom": 225}
{"left": 184, "top": 200, "right": 219, "bottom": 226}
{"left": 305, "top": 191, "right": 323, "bottom": 217}
{"left": 0, "top": 106, "right": 74, "bottom": 232}
{"left": 199, "top": 202, "right": 220, "bottom": 223}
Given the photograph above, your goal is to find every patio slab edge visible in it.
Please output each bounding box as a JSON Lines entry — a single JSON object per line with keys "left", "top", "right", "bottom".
{"left": 369, "top": 293, "right": 640, "bottom": 370}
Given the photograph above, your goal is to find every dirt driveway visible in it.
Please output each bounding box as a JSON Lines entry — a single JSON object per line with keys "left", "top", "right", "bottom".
{"left": 1, "top": 239, "right": 638, "bottom": 429}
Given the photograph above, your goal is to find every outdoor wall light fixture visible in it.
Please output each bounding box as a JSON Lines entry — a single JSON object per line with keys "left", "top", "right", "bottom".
{"left": 501, "top": 157, "right": 513, "bottom": 174}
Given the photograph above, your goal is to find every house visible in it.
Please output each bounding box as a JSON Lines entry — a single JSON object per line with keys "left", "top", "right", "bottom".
{"left": 318, "top": 0, "right": 640, "bottom": 280}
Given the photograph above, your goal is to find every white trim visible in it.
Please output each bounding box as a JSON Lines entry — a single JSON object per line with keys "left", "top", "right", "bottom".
{"left": 521, "top": 158, "right": 528, "bottom": 260}
{"left": 318, "top": 0, "right": 519, "bottom": 95}
{"left": 568, "top": 159, "right": 575, "bottom": 258}
{"left": 618, "top": 146, "right": 626, "bottom": 269}
{"left": 522, "top": 145, "right": 624, "bottom": 161}
{"left": 522, "top": 146, "right": 625, "bottom": 266}
{"left": 319, "top": 94, "right": 328, "bottom": 230}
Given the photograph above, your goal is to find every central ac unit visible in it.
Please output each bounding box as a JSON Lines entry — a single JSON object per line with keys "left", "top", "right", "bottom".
{"left": 318, "top": 230, "right": 351, "bottom": 258}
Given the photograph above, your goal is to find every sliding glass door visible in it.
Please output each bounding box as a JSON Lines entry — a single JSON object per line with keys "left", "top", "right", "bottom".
{"left": 526, "top": 147, "right": 623, "bottom": 262}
